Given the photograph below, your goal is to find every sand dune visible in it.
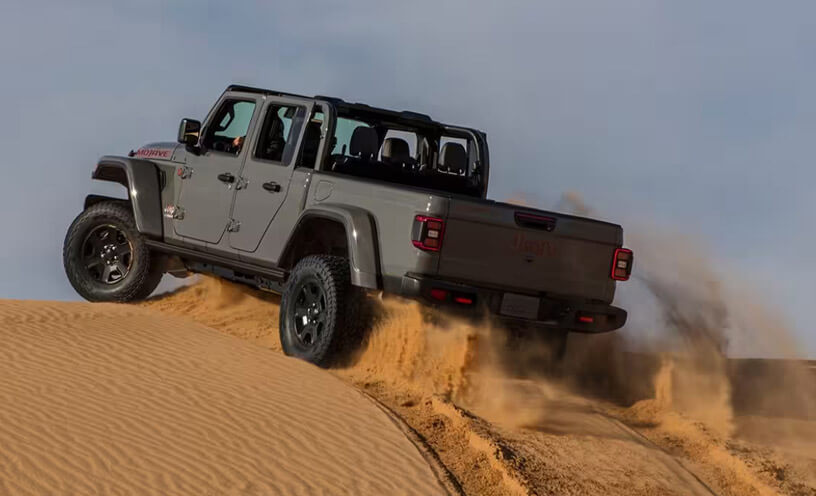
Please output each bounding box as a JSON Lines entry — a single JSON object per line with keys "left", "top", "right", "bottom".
{"left": 0, "top": 300, "right": 445, "bottom": 496}
{"left": 3, "top": 276, "right": 812, "bottom": 495}
{"left": 142, "top": 278, "right": 816, "bottom": 496}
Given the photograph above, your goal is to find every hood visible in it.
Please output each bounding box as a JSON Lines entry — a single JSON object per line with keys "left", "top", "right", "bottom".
{"left": 133, "top": 142, "right": 184, "bottom": 163}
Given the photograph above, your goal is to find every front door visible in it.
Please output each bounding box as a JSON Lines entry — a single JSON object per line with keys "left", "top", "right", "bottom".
{"left": 228, "top": 97, "right": 312, "bottom": 253}
{"left": 174, "top": 96, "right": 260, "bottom": 246}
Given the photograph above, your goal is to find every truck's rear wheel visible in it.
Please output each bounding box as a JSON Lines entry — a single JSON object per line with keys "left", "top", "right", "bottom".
{"left": 280, "top": 255, "right": 361, "bottom": 367}
{"left": 63, "top": 202, "right": 163, "bottom": 302}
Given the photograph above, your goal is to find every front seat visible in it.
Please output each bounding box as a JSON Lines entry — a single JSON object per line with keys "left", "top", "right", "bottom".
{"left": 439, "top": 142, "right": 467, "bottom": 175}
{"left": 333, "top": 126, "right": 379, "bottom": 174}
{"left": 259, "top": 113, "right": 286, "bottom": 161}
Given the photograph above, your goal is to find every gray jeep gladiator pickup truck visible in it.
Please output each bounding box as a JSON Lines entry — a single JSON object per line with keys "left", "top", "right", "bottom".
{"left": 63, "top": 84, "right": 633, "bottom": 366}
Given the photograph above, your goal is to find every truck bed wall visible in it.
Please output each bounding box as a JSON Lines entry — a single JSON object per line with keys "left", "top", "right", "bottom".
{"left": 305, "top": 172, "right": 448, "bottom": 289}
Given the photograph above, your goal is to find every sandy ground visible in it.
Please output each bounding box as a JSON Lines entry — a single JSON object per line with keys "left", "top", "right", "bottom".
{"left": 3, "top": 276, "right": 814, "bottom": 495}
{"left": 0, "top": 300, "right": 446, "bottom": 496}
{"left": 142, "top": 278, "right": 816, "bottom": 496}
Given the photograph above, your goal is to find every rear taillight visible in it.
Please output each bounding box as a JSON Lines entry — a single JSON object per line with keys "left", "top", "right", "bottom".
{"left": 428, "top": 288, "right": 476, "bottom": 306}
{"left": 611, "top": 248, "right": 633, "bottom": 281}
{"left": 454, "top": 296, "right": 474, "bottom": 305}
{"left": 412, "top": 215, "right": 445, "bottom": 252}
{"left": 430, "top": 288, "right": 448, "bottom": 301}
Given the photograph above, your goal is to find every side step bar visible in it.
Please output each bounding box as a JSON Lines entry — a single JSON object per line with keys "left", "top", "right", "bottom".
{"left": 145, "top": 240, "right": 287, "bottom": 281}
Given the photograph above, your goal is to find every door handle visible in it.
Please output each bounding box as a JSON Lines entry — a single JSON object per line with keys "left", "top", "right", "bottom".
{"left": 217, "top": 172, "right": 235, "bottom": 183}
{"left": 262, "top": 181, "right": 282, "bottom": 192}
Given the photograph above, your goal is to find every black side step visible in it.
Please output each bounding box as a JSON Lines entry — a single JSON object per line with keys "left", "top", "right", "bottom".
{"left": 145, "top": 240, "right": 287, "bottom": 281}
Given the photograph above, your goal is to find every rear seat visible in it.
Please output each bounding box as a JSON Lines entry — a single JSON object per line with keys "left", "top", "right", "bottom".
{"left": 300, "top": 121, "right": 322, "bottom": 167}
{"left": 381, "top": 137, "right": 410, "bottom": 167}
{"left": 332, "top": 126, "right": 379, "bottom": 174}
{"left": 330, "top": 129, "right": 479, "bottom": 195}
{"left": 438, "top": 143, "right": 467, "bottom": 175}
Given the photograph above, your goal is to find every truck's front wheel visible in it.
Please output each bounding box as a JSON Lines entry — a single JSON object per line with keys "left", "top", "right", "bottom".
{"left": 63, "top": 202, "right": 163, "bottom": 302}
{"left": 280, "top": 255, "right": 361, "bottom": 367}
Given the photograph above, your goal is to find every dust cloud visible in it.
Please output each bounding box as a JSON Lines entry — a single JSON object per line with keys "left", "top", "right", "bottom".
{"left": 334, "top": 191, "right": 816, "bottom": 494}
{"left": 558, "top": 191, "right": 814, "bottom": 423}
{"left": 142, "top": 193, "right": 815, "bottom": 494}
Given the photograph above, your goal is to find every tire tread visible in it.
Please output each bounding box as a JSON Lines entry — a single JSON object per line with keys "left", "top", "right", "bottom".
{"left": 280, "top": 255, "right": 361, "bottom": 366}
{"left": 63, "top": 201, "right": 162, "bottom": 302}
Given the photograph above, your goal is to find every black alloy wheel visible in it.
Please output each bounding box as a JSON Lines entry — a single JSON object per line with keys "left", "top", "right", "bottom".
{"left": 279, "top": 255, "right": 362, "bottom": 367}
{"left": 63, "top": 201, "right": 163, "bottom": 302}
{"left": 292, "top": 278, "right": 328, "bottom": 348}
{"left": 81, "top": 224, "right": 134, "bottom": 284}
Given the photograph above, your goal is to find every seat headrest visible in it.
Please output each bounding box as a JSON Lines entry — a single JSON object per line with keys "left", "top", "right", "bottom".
{"left": 349, "top": 126, "right": 378, "bottom": 159}
{"left": 381, "top": 137, "right": 410, "bottom": 164}
{"left": 439, "top": 143, "right": 467, "bottom": 174}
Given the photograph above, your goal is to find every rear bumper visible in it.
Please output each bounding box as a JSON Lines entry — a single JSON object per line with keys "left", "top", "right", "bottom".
{"left": 399, "top": 274, "right": 627, "bottom": 333}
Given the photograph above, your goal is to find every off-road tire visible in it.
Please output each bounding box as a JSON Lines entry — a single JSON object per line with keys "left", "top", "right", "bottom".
{"left": 280, "top": 255, "right": 361, "bottom": 367}
{"left": 63, "top": 201, "right": 163, "bottom": 302}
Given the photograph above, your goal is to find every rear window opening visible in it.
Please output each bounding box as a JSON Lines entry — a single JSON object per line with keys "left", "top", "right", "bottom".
{"left": 321, "top": 109, "right": 485, "bottom": 197}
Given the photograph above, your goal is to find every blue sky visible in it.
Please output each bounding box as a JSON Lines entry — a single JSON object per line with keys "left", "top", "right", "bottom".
{"left": 0, "top": 0, "right": 813, "bottom": 355}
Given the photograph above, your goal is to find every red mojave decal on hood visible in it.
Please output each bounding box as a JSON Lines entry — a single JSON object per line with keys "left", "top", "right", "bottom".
{"left": 135, "top": 147, "right": 173, "bottom": 159}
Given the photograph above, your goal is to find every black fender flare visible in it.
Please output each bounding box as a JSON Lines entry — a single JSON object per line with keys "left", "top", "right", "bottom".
{"left": 87, "top": 155, "right": 164, "bottom": 239}
{"left": 282, "top": 204, "right": 380, "bottom": 289}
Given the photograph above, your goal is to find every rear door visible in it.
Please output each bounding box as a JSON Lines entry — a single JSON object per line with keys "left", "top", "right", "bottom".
{"left": 174, "top": 95, "right": 260, "bottom": 246}
{"left": 228, "top": 96, "right": 312, "bottom": 253}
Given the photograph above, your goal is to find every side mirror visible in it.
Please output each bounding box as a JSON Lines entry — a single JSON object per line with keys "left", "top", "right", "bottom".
{"left": 177, "top": 118, "right": 201, "bottom": 146}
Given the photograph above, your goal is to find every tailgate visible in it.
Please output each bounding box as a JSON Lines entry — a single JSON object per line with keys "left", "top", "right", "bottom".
{"left": 437, "top": 200, "right": 622, "bottom": 303}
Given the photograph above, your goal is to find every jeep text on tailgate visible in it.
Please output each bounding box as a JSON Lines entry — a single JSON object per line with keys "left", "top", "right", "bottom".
{"left": 63, "top": 84, "right": 633, "bottom": 366}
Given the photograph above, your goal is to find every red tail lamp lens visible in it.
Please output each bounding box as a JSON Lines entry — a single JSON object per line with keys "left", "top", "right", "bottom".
{"left": 454, "top": 296, "right": 474, "bottom": 305}
{"left": 611, "top": 248, "right": 633, "bottom": 281}
{"left": 578, "top": 315, "right": 595, "bottom": 324}
{"left": 430, "top": 288, "right": 449, "bottom": 301}
{"left": 412, "top": 215, "right": 445, "bottom": 252}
